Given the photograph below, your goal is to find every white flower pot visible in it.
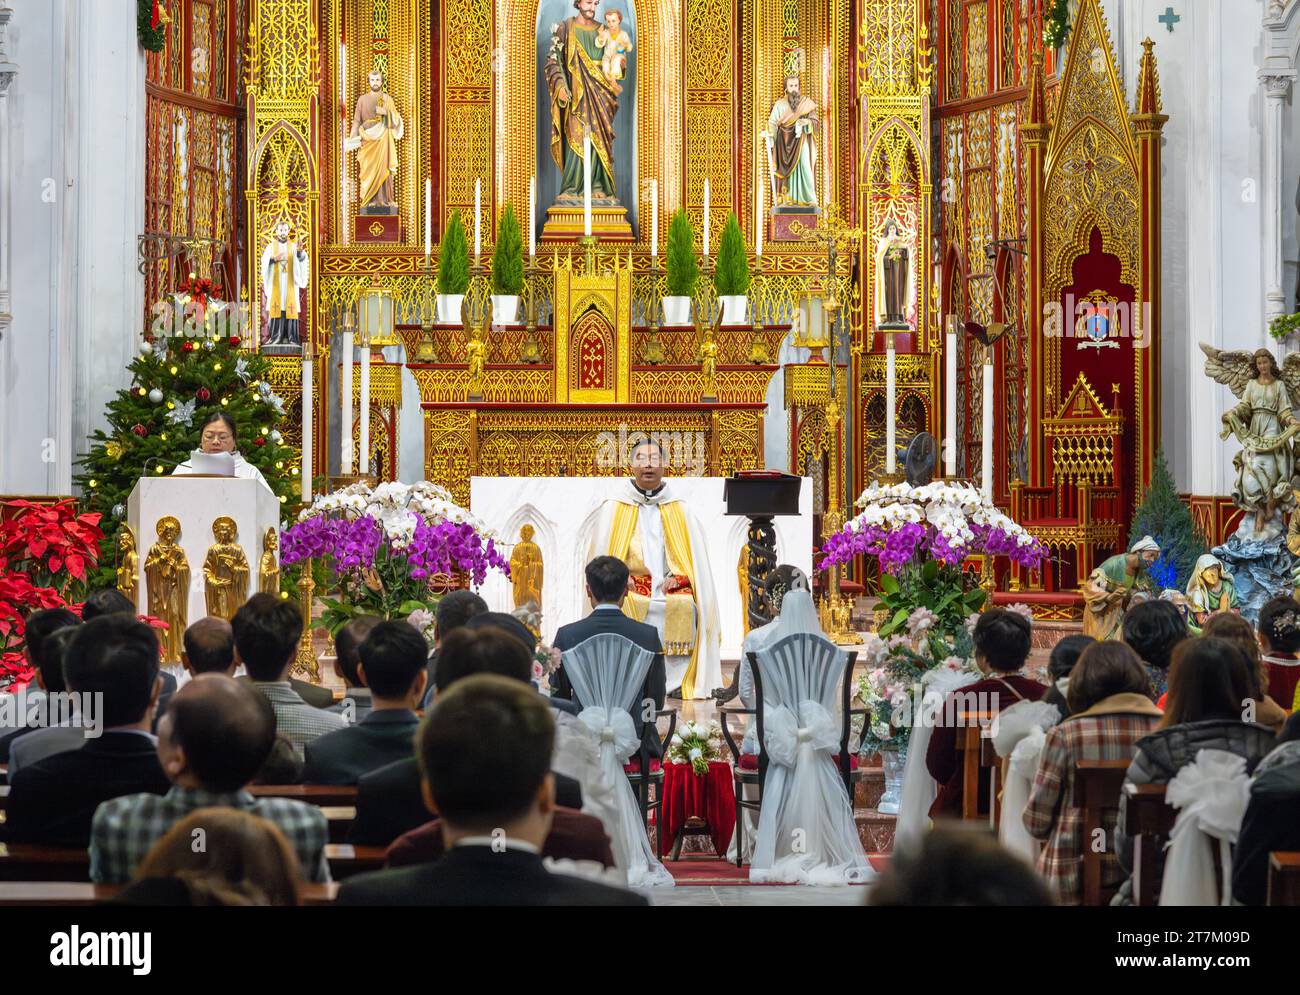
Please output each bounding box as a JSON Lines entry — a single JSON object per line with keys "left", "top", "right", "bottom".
{"left": 719, "top": 294, "right": 748, "bottom": 324}
{"left": 436, "top": 294, "right": 465, "bottom": 325}
{"left": 661, "top": 295, "right": 692, "bottom": 326}
{"left": 490, "top": 294, "right": 520, "bottom": 325}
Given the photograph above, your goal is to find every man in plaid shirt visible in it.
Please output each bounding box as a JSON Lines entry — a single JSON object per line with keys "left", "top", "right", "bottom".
{"left": 90, "top": 674, "right": 329, "bottom": 884}
{"left": 232, "top": 593, "right": 345, "bottom": 758}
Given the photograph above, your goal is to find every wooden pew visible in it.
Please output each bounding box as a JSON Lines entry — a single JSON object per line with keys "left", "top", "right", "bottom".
{"left": 322, "top": 806, "right": 356, "bottom": 843}
{"left": 1267, "top": 852, "right": 1300, "bottom": 906}
{"left": 0, "top": 881, "right": 339, "bottom": 906}
{"left": 1123, "top": 782, "right": 1175, "bottom": 906}
{"left": 324, "top": 843, "right": 386, "bottom": 879}
{"left": 0, "top": 785, "right": 8, "bottom": 811}
{"left": 1075, "top": 759, "right": 1129, "bottom": 906}
{"left": 249, "top": 784, "right": 357, "bottom": 807}
{"left": 955, "top": 714, "right": 999, "bottom": 824}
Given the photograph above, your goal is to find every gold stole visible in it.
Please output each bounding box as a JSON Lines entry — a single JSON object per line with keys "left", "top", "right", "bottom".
{"left": 267, "top": 245, "right": 299, "bottom": 319}
{"left": 607, "top": 501, "right": 703, "bottom": 698}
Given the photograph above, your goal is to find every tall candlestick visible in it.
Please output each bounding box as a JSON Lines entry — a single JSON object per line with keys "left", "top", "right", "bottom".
{"left": 981, "top": 351, "right": 994, "bottom": 499}
{"left": 650, "top": 179, "right": 659, "bottom": 257}
{"left": 301, "top": 350, "right": 313, "bottom": 502}
{"left": 885, "top": 332, "right": 897, "bottom": 475}
{"left": 359, "top": 339, "right": 371, "bottom": 477}
{"left": 474, "top": 178, "right": 481, "bottom": 260}
{"left": 755, "top": 158, "right": 764, "bottom": 258}
{"left": 528, "top": 175, "right": 536, "bottom": 258}
{"left": 703, "top": 178, "right": 710, "bottom": 258}
{"left": 582, "top": 130, "right": 593, "bottom": 238}
{"left": 945, "top": 321, "right": 958, "bottom": 476}
{"left": 424, "top": 178, "right": 432, "bottom": 260}
{"left": 340, "top": 317, "right": 354, "bottom": 475}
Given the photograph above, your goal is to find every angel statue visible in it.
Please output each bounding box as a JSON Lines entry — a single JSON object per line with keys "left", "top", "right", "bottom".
{"left": 1200, "top": 343, "right": 1300, "bottom": 535}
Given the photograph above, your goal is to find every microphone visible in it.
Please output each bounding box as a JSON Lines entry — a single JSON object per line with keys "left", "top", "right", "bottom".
{"left": 137, "top": 453, "right": 187, "bottom": 482}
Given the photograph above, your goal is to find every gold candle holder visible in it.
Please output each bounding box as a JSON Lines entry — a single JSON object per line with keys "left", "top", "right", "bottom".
{"left": 294, "top": 557, "right": 320, "bottom": 682}
{"left": 640, "top": 252, "right": 666, "bottom": 365}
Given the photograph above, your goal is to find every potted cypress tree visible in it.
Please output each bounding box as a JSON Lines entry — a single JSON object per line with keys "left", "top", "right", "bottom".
{"left": 490, "top": 203, "right": 524, "bottom": 324}
{"left": 713, "top": 211, "right": 751, "bottom": 324}
{"left": 436, "top": 210, "right": 470, "bottom": 324}
{"left": 663, "top": 208, "right": 698, "bottom": 326}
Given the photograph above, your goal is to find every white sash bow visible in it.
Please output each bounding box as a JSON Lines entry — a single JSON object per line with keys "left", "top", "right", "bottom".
{"left": 577, "top": 706, "right": 640, "bottom": 765}
{"left": 1159, "top": 749, "right": 1252, "bottom": 906}
{"left": 763, "top": 701, "right": 840, "bottom": 769}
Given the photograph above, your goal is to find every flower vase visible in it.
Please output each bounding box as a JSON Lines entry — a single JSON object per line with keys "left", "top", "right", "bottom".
{"left": 877, "top": 746, "right": 906, "bottom": 815}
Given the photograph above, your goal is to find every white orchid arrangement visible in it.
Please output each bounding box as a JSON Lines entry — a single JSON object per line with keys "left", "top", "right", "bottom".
{"left": 297, "top": 480, "right": 495, "bottom": 552}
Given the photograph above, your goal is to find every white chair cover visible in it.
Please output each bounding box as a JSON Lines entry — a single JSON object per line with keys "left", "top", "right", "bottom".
{"left": 560, "top": 632, "right": 674, "bottom": 888}
{"left": 550, "top": 710, "right": 623, "bottom": 852}
{"left": 1159, "top": 749, "right": 1252, "bottom": 906}
{"left": 991, "top": 699, "right": 1060, "bottom": 863}
{"left": 894, "top": 666, "right": 975, "bottom": 853}
{"left": 749, "top": 632, "right": 874, "bottom": 885}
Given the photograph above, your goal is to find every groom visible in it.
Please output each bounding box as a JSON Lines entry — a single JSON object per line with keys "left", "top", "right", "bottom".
{"left": 586, "top": 439, "right": 721, "bottom": 699}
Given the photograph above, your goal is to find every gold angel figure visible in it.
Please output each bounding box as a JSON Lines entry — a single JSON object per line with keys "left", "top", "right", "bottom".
{"left": 510, "top": 524, "right": 544, "bottom": 610}
{"left": 1201, "top": 342, "right": 1300, "bottom": 534}
{"left": 144, "top": 516, "right": 190, "bottom": 664}
{"left": 116, "top": 526, "right": 139, "bottom": 606}
{"left": 259, "top": 528, "right": 281, "bottom": 595}
{"left": 203, "top": 516, "right": 250, "bottom": 621}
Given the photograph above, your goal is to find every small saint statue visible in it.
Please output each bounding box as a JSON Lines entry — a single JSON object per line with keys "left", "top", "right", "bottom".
{"left": 877, "top": 219, "right": 912, "bottom": 329}
{"left": 203, "top": 516, "right": 250, "bottom": 621}
{"left": 1081, "top": 536, "right": 1161, "bottom": 640}
{"left": 116, "top": 526, "right": 139, "bottom": 606}
{"left": 596, "top": 8, "right": 633, "bottom": 82}
{"left": 1184, "top": 553, "right": 1239, "bottom": 628}
{"left": 464, "top": 296, "right": 492, "bottom": 399}
{"left": 696, "top": 313, "right": 719, "bottom": 401}
{"left": 259, "top": 528, "right": 281, "bottom": 596}
{"left": 763, "top": 74, "right": 819, "bottom": 210}
{"left": 510, "top": 524, "right": 544, "bottom": 611}
{"left": 345, "top": 67, "right": 405, "bottom": 214}
{"left": 144, "top": 516, "right": 190, "bottom": 665}
{"left": 261, "top": 217, "right": 309, "bottom": 347}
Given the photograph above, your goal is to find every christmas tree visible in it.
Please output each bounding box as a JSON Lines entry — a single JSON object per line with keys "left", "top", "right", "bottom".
{"left": 1128, "top": 447, "right": 1208, "bottom": 591}
{"left": 74, "top": 331, "right": 299, "bottom": 590}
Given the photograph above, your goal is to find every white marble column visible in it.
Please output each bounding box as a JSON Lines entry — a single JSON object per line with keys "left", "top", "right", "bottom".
{"left": 1260, "top": 70, "right": 1295, "bottom": 332}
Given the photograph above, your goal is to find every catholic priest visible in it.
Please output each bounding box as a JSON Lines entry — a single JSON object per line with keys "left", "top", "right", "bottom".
{"left": 1080, "top": 535, "right": 1161, "bottom": 640}
{"left": 260, "top": 217, "right": 310, "bottom": 347}
{"left": 586, "top": 440, "right": 722, "bottom": 700}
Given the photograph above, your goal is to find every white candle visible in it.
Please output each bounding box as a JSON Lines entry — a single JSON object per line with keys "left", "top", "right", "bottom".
{"left": 703, "top": 178, "right": 711, "bottom": 258}
{"left": 528, "top": 175, "right": 536, "bottom": 258}
{"left": 474, "top": 178, "right": 481, "bottom": 260}
{"left": 424, "top": 178, "right": 432, "bottom": 260}
{"left": 982, "top": 352, "right": 995, "bottom": 499}
{"left": 340, "top": 320, "right": 354, "bottom": 474}
{"left": 885, "top": 332, "right": 897, "bottom": 475}
{"left": 583, "top": 129, "right": 592, "bottom": 237}
{"left": 650, "top": 179, "right": 658, "bottom": 258}
{"left": 301, "top": 353, "right": 313, "bottom": 502}
{"left": 945, "top": 321, "right": 958, "bottom": 477}
{"left": 755, "top": 160, "right": 764, "bottom": 258}
{"left": 359, "top": 341, "right": 371, "bottom": 477}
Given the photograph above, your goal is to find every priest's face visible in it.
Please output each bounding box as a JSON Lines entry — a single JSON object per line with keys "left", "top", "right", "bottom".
{"left": 275, "top": 222, "right": 290, "bottom": 242}
{"left": 630, "top": 441, "right": 665, "bottom": 490}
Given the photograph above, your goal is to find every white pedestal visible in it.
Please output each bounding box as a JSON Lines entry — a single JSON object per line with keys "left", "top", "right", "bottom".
{"left": 469, "top": 476, "right": 814, "bottom": 659}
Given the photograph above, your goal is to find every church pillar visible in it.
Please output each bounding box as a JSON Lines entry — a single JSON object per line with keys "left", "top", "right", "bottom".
{"left": 1260, "top": 69, "right": 1295, "bottom": 331}
{"left": 0, "top": 5, "right": 15, "bottom": 341}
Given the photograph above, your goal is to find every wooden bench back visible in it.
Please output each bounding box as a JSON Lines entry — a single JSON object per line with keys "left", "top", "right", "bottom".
{"left": 1074, "top": 759, "right": 1129, "bottom": 906}
{"left": 955, "top": 714, "right": 1000, "bottom": 824}
{"left": 1268, "top": 852, "right": 1300, "bottom": 906}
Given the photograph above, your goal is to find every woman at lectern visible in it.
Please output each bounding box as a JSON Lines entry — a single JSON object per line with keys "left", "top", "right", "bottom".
{"left": 172, "top": 413, "right": 271, "bottom": 488}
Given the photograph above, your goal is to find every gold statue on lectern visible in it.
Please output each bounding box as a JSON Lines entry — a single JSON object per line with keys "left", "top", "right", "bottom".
{"left": 259, "top": 528, "right": 281, "bottom": 596}
{"left": 203, "top": 516, "right": 251, "bottom": 621}
{"left": 116, "top": 526, "right": 139, "bottom": 605}
{"left": 144, "top": 516, "right": 190, "bottom": 664}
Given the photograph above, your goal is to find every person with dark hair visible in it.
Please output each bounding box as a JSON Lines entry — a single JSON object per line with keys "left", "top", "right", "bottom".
{"left": 551, "top": 555, "right": 667, "bottom": 761}
{"left": 79, "top": 588, "right": 137, "bottom": 621}
{"left": 110, "top": 808, "right": 303, "bottom": 907}
{"left": 926, "top": 609, "right": 1046, "bottom": 818}
{"left": 231, "top": 593, "right": 344, "bottom": 757}
{"left": 329, "top": 614, "right": 382, "bottom": 722}
{"left": 251, "top": 734, "right": 305, "bottom": 786}
{"left": 172, "top": 411, "right": 271, "bottom": 487}
{"left": 182, "top": 617, "right": 236, "bottom": 676}
{"left": 0, "top": 607, "right": 79, "bottom": 762}
{"left": 1121, "top": 598, "right": 1189, "bottom": 699}
{"left": 1200, "top": 611, "right": 1287, "bottom": 732}
{"left": 868, "top": 824, "right": 1053, "bottom": 906}
{"left": 418, "top": 589, "right": 487, "bottom": 710}
{"left": 435, "top": 624, "right": 533, "bottom": 690}
{"left": 6, "top": 627, "right": 84, "bottom": 776}
{"left": 1256, "top": 595, "right": 1300, "bottom": 709}
{"left": 1040, "top": 633, "right": 1095, "bottom": 719}
{"left": 338, "top": 674, "right": 644, "bottom": 906}
{"left": 0, "top": 615, "right": 170, "bottom": 848}
{"left": 1022, "top": 641, "right": 1162, "bottom": 904}
{"left": 91, "top": 673, "right": 328, "bottom": 884}
{"left": 1113, "top": 636, "right": 1277, "bottom": 904}
{"left": 303, "top": 621, "right": 425, "bottom": 785}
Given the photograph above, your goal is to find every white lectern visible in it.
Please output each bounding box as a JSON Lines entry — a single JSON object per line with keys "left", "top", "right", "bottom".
{"left": 126, "top": 477, "right": 282, "bottom": 626}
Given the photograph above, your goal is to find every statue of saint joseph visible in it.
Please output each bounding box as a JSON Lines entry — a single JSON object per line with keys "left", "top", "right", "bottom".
{"left": 544, "top": 0, "right": 626, "bottom": 205}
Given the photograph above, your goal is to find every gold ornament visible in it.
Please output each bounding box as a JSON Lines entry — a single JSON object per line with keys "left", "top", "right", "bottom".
{"left": 144, "top": 516, "right": 190, "bottom": 664}
{"left": 116, "top": 526, "right": 139, "bottom": 605}
{"left": 203, "top": 516, "right": 251, "bottom": 621}
{"left": 104, "top": 440, "right": 124, "bottom": 461}
{"left": 259, "top": 528, "right": 281, "bottom": 595}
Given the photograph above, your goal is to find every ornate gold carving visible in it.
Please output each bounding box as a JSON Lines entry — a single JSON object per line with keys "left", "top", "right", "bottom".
{"left": 349, "top": 361, "right": 403, "bottom": 407}
{"left": 144, "top": 516, "right": 190, "bottom": 665}
{"left": 203, "top": 516, "right": 251, "bottom": 621}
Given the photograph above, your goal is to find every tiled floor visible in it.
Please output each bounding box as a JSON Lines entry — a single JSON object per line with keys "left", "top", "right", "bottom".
{"left": 638, "top": 884, "right": 870, "bottom": 906}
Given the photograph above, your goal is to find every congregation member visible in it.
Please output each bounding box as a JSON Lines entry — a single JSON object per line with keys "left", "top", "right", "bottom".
{"left": 81, "top": 587, "right": 180, "bottom": 711}
{"left": 419, "top": 589, "right": 488, "bottom": 710}
{"left": 5, "top": 626, "right": 83, "bottom": 776}
{"left": 1039, "top": 634, "right": 1094, "bottom": 719}
{"left": 868, "top": 824, "right": 1053, "bottom": 907}
{"left": 0, "top": 607, "right": 79, "bottom": 761}
{"left": 1022, "top": 642, "right": 1162, "bottom": 905}
{"left": 327, "top": 614, "right": 382, "bottom": 722}
{"left": 304, "top": 620, "right": 424, "bottom": 785}
{"left": 1, "top": 615, "right": 169, "bottom": 848}
{"left": 550, "top": 555, "right": 667, "bottom": 764}
{"left": 1112, "top": 636, "right": 1276, "bottom": 905}
{"left": 350, "top": 624, "right": 583, "bottom": 845}
{"left": 1200, "top": 611, "right": 1288, "bottom": 732}
{"left": 1256, "top": 595, "right": 1300, "bottom": 710}
{"left": 464, "top": 610, "right": 577, "bottom": 715}
{"left": 91, "top": 673, "right": 329, "bottom": 883}
{"left": 1121, "top": 599, "right": 1189, "bottom": 699}
{"left": 231, "top": 593, "right": 345, "bottom": 757}
{"left": 110, "top": 809, "right": 303, "bottom": 907}
{"left": 926, "top": 608, "right": 1046, "bottom": 818}
{"left": 181, "top": 617, "right": 237, "bottom": 677}
{"left": 1233, "top": 714, "right": 1300, "bottom": 904}
{"left": 337, "top": 674, "right": 645, "bottom": 906}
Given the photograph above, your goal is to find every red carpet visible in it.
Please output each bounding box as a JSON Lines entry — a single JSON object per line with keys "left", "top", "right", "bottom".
{"left": 664, "top": 855, "right": 889, "bottom": 885}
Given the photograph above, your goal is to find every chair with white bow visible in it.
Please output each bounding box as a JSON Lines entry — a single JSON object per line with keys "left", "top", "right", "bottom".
{"left": 1159, "top": 749, "right": 1252, "bottom": 906}
{"left": 742, "top": 632, "right": 873, "bottom": 885}
{"left": 559, "top": 632, "right": 675, "bottom": 887}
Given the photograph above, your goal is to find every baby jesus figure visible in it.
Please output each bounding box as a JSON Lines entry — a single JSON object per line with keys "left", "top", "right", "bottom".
{"left": 596, "top": 8, "right": 632, "bottom": 83}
